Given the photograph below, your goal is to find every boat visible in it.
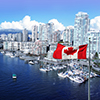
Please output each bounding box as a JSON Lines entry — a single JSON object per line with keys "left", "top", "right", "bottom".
{"left": 46, "top": 64, "right": 52, "bottom": 71}
{"left": 19, "top": 55, "right": 27, "bottom": 60}
{"left": 15, "top": 53, "right": 19, "bottom": 57}
{"left": 1, "top": 51, "right": 4, "bottom": 54}
{"left": 58, "top": 71, "right": 68, "bottom": 78}
{"left": 53, "top": 66, "right": 58, "bottom": 71}
{"left": 12, "top": 74, "right": 17, "bottom": 79}
{"left": 34, "top": 61, "right": 38, "bottom": 63}
{"left": 5, "top": 52, "right": 11, "bottom": 56}
{"left": 10, "top": 54, "right": 15, "bottom": 58}
{"left": 92, "top": 65, "right": 100, "bottom": 72}
{"left": 28, "top": 61, "right": 34, "bottom": 65}
{"left": 39, "top": 68, "right": 47, "bottom": 72}
{"left": 52, "top": 65, "right": 59, "bottom": 71}
{"left": 74, "top": 76, "right": 84, "bottom": 83}
{"left": 68, "top": 75, "right": 75, "bottom": 81}
{"left": 68, "top": 70, "right": 74, "bottom": 75}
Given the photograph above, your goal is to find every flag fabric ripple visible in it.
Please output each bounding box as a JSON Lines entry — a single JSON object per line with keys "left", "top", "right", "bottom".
{"left": 53, "top": 43, "right": 88, "bottom": 59}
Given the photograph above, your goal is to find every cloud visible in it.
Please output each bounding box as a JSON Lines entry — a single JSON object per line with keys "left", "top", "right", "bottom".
{"left": 48, "top": 19, "right": 65, "bottom": 31}
{"left": 90, "top": 16, "right": 100, "bottom": 31}
{"left": 0, "top": 16, "right": 65, "bottom": 31}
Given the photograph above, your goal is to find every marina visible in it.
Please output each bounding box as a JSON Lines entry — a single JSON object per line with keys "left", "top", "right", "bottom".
{"left": 2, "top": 50, "right": 100, "bottom": 84}
{"left": 0, "top": 51, "right": 100, "bottom": 100}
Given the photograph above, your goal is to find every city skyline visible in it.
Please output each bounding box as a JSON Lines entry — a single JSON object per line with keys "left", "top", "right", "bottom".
{"left": 0, "top": 0, "right": 100, "bottom": 31}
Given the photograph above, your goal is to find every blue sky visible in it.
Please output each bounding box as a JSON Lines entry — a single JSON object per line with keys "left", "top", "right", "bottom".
{"left": 0, "top": 0, "right": 100, "bottom": 30}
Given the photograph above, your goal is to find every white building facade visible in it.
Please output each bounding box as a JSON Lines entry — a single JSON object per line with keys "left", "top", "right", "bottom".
{"left": 62, "top": 26, "right": 74, "bottom": 45}
{"left": 85, "top": 30, "right": 100, "bottom": 58}
{"left": 23, "top": 29, "right": 28, "bottom": 42}
{"left": 74, "top": 12, "right": 90, "bottom": 46}
{"left": 32, "top": 25, "right": 38, "bottom": 42}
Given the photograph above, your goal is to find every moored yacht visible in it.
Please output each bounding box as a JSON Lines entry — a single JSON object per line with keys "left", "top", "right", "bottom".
{"left": 58, "top": 71, "right": 68, "bottom": 78}
{"left": 28, "top": 61, "right": 34, "bottom": 65}
{"left": 74, "top": 76, "right": 84, "bottom": 83}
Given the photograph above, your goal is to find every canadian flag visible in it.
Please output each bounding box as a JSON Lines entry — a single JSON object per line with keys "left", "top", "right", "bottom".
{"left": 53, "top": 43, "right": 88, "bottom": 59}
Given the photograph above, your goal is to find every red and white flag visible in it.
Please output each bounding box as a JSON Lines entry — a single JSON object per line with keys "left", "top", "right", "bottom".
{"left": 53, "top": 43, "right": 88, "bottom": 59}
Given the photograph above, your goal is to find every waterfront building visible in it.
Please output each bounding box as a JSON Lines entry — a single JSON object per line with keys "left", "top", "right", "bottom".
{"left": 62, "top": 26, "right": 74, "bottom": 45}
{"left": 31, "top": 40, "right": 48, "bottom": 55}
{"left": 8, "top": 33, "right": 13, "bottom": 41}
{"left": 0, "top": 34, "right": 7, "bottom": 41}
{"left": 3, "top": 40, "right": 47, "bottom": 55}
{"left": 3, "top": 41, "right": 8, "bottom": 50}
{"left": 32, "top": 25, "right": 38, "bottom": 42}
{"left": 20, "top": 42, "right": 34, "bottom": 53}
{"left": 45, "top": 43, "right": 58, "bottom": 61}
{"left": 74, "top": 12, "right": 90, "bottom": 46}
{"left": 85, "top": 30, "right": 100, "bottom": 58}
{"left": 3, "top": 41, "right": 20, "bottom": 51}
{"left": 23, "top": 29, "right": 28, "bottom": 42}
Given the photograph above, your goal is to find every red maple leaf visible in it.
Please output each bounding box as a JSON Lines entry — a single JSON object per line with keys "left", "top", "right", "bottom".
{"left": 64, "top": 47, "right": 77, "bottom": 55}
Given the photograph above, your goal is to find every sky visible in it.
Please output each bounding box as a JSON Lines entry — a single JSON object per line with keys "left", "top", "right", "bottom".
{"left": 0, "top": 0, "right": 100, "bottom": 31}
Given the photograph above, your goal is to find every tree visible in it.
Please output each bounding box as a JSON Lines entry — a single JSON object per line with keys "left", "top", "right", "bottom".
{"left": 93, "top": 52, "right": 99, "bottom": 59}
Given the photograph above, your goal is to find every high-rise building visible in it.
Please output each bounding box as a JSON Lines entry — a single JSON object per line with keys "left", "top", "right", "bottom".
{"left": 32, "top": 25, "right": 38, "bottom": 42}
{"left": 85, "top": 30, "right": 100, "bottom": 58}
{"left": 39, "top": 24, "right": 47, "bottom": 41}
{"left": 17, "top": 33, "right": 23, "bottom": 42}
{"left": 62, "top": 26, "right": 74, "bottom": 45}
{"left": 53, "top": 30, "right": 61, "bottom": 43}
{"left": 74, "top": 12, "right": 90, "bottom": 46}
{"left": 39, "top": 24, "right": 43, "bottom": 40}
{"left": 8, "top": 33, "right": 12, "bottom": 41}
{"left": 46, "top": 23, "right": 54, "bottom": 44}
{"left": 39, "top": 23, "right": 54, "bottom": 44}
{"left": 23, "top": 29, "right": 28, "bottom": 42}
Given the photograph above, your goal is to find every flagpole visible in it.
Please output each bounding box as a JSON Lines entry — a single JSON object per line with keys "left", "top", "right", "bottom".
{"left": 88, "top": 38, "right": 90, "bottom": 100}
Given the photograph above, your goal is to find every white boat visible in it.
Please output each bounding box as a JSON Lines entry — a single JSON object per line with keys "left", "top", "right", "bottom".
{"left": 10, "top": 54, "right": 15, "bottom": 58}
{"left": 58, "top": 72, "right": 66, "bottom": 78}
{"left": 73, "top": 70, "right": 80, "bottom": 75}
{"left": 58, "top": 71, "right": 68, "bottom": 78}
{"left": 5, "top": 52, "right": 11, "bottom": 56}
{"left": 28, "top": 61, "right": 34, "bottom": 65}
{"left": 1, "top": 51, "right": 4, "bottom": 54}
{"left": 15, "top": 53, "right": 19, "bottom": 57}
{"left": 52, "top": 65, "right": 59, "bottom": 71}
{"left": 68, "top": 70, "right": 74, "bottom": 75}
{"left": 53, "top": 66, "right": 58, "bottom": 71}
{"left": 92, "top": 65, "right": 100, "bottom": 72}
{"left": 62, "top": 65, "right": 67, "bottom": 68}
{"left": 34, "top": 61, "right": 38, "bottom": 63}
{"left": 68, "top": 75, "right": 75, "bottom": 81}
{"left": 39, "top": 68, "right": 47, "bottom": 72}
{"left": 12, "top": 74, "right": 17, "bottom": 79}
{"left": 74, "top": 76, "right": 84, "bottom": 83}
{"left": 19, "top": 55, "right": 28, "bottom": 60}
{"left": 90, "top": 72, "right": 98, "bottom": 77}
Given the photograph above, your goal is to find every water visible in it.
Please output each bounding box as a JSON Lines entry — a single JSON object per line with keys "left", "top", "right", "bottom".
{"left": 0, "top": 53, "right": 100, "bottom": 100}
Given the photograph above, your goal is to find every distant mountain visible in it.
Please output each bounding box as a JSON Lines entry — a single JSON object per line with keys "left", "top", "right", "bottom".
{"left": 0, "top": 29, "right": 32, "bottom": 35}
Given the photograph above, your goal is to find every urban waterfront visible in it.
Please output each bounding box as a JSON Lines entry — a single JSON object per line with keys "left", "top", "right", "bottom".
{"left": 0, "top": 53, "right": 100, "bottom": 100}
